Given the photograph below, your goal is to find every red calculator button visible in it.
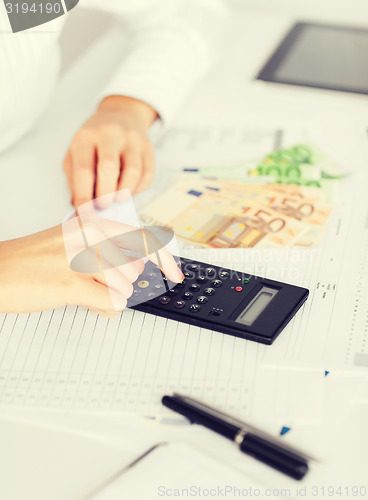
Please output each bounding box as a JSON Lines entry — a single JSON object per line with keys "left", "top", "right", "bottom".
{"left": 235, "top": 286, "right": 242, "bottom": 292}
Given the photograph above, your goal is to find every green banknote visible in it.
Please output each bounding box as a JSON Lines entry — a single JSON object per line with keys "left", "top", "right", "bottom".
{"left": 182, "top": 144, "right": 345, "bottom": 200}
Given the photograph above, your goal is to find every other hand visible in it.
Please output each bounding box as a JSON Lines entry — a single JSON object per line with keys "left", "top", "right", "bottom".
{"left": 63, "top": 95, "right": 158, "bottom": 209}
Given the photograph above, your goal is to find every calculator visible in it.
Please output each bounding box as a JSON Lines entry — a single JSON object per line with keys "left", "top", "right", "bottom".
{"left": 127, "top": 257, "right": 308, "bottom": 345}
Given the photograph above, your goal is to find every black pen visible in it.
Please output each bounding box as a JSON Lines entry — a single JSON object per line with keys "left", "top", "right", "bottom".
{"left": 162, "top": 393, "right": 312, "bottom": 480}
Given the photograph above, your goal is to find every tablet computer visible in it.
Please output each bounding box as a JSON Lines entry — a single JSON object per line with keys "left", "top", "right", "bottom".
{"left": 256, "top": 22, "right": 368, "bottom": 95}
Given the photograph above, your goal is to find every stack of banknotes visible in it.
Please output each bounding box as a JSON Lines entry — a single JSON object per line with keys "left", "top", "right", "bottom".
{"left": 140, "top": 145, "right": 342, "bottom": 249}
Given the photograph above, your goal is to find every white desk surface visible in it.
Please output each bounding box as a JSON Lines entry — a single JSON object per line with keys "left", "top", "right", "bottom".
{"left": 0, "top": 3, "right": 368, "bottom": 499}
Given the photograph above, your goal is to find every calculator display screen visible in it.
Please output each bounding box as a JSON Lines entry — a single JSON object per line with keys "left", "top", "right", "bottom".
{"left": 235, "top": 286, "right": 278, "bottom": 326}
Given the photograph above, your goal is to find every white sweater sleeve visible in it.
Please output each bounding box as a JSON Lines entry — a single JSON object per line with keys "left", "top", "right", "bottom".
{"left": 0, "top": 8, "right": 66, "bottom": 153}
{"left": 0, "top": 0, "right": 229, "bottom": 153}
{"left": 97, "top": 0, "right": 230, "bottom": 126}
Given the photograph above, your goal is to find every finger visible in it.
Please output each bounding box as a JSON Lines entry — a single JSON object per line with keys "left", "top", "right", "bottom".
{"left": 147, "top": 248, "right": 183, "bottom": 283}
{"left": 141, "top": 228, "right": 183, "bottom": 283}
{"left": 117, "top": 147, "right": 142, "bottom": 198}
{"left": 63, "top": 150, "right": 73, "bottom": 196}
{"left": 88, "top": 244, "right": 136, "bottom": 310}
{"left": 72, "top": 214, "right": 146, "bottom": 253}
{"left": 102, "top": 266, "right": 134, "bottom": 310}
{"left": 71, "top": 239, "right": 144, "bottom": 280}
{"left": 70, "top": 132, "right": 96, "bottom": 207}
{"left": 76, "top": 278, "right": 114, "bottom": 311}
{"left": 95, "top": 239, "right": 142, "bottom": 283}
{"left": 81, "top": 274, "right": 129, "bottom": 312}
{"left": 71, "top": 216, "right": 179, "bottom": 281}
{"left": 132, "top": 257, "right": 145, "bottom": 276}
{"left": 96, "top": 223, "right": 182, "bottom": 282}
{"left": 116, "top": 259, "right": 141, "bottom": 284}
{"left": 134, "top": 142, "right": 155, "bottom": 194}
{"left": 95, "top": 139, "right": 121, "bottom": 209}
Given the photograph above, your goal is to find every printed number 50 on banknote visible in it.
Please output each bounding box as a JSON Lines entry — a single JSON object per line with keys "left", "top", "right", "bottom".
{"left": 169, "top": 202, "right": 307, "bottom": 249}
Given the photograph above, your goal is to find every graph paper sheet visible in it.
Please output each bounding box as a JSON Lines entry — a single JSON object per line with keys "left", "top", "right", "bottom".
{"left": 0, "top": 293, "right": 261, "bottom": 415}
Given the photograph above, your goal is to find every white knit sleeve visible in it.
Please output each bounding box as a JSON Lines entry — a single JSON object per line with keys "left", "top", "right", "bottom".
{"left": 0, "top": 8, "right": 66, "bottom": 153}
{"left": 97, "top": 0, "right": 230, "bottom": 126}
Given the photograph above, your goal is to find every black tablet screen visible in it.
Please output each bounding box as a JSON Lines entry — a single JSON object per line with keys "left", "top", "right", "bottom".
{"left": 257, "top": 23, "right": 368, "bottom": 95}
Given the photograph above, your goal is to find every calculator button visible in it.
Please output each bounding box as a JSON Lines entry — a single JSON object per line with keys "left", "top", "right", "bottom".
{"left": 204, "top": 268, "right": 216, "bottom": 277}
{"left": 209, "top": 307, "right": 222, "bottom": 316}
{"left": 154, "top": 284, "right": 165, "bottom": 291}
{"left": 211, "top": 279, "right": 222, "bottom": 288}
{"left": 133, "top": 289, "right": 141, "bottom": 296}
{"left": 197, "top": 296, "right": 208, "bottom": 304}
{"left": 148, "top": 272, "right": 158, "bottom": 280}
{"left": 189, "top": 304, "right": 201, "bottom": 313}
{"left": 168, "top": 288, "right": 178, "bottom": 296}
{"left": 196, "top": 276, "right": 208, "bottom": 284}
{"left": 182, "top": 292, "right": 193, "bottom": 300}
{"left": 235, "top": 286, "right": 242, "bottom": 292}
{"left": 188, "top": 264, "right": 200, "bottom": 272}
{"left": 159, "top": 296, "right": 171, "bottom": 305}
{"left": 138, "top": 280, "right": 149, "bottom": 288}
{"left": 189, "top": 284, "right": 201, "bottom": 292}
{"left": 204, "top": 287, "right": 215, "bottom": 296}
{"left": 183, "top": 272, "right": 191, "bottom": 278}
{"left": 173, "top": 300, "right": 185, "bottom": 309}
{"left": 219, "top": 271, "right": 230, "bottom": 279}
{"left": 176, "top": 280, "right": 186, "bottom": 288}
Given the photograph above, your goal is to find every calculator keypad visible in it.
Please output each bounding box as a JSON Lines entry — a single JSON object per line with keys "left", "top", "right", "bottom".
{"left": 128, "top": 257, "right": 249, "bottom": 315}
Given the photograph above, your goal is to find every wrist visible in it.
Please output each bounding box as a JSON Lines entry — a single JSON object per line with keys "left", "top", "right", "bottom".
{"left": 98, "top": 95, "right": 158, "bottom": 132}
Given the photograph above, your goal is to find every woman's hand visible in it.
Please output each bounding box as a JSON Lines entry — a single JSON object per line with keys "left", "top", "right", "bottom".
{"left": 0, "top": 223, "right": 183, "bottom": 315}
{"left": 63, "top": 95, "right": 158, "bottom": 209}
{"left": 0, "top": 225, "right": 141, "bottom": 316}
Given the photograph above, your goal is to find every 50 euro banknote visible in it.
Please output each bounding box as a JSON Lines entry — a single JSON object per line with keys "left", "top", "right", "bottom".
{"left": 199, "top": 180, "right": 332, "bottom": 246}
{"left": 208, "top": 185, "right": 332, "bottom": 247}
{"left": 139, "top": 185, "right": 308, "bottom": 249}
{"left": 183, "top": 177, "right": 332, "bottom": 245}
